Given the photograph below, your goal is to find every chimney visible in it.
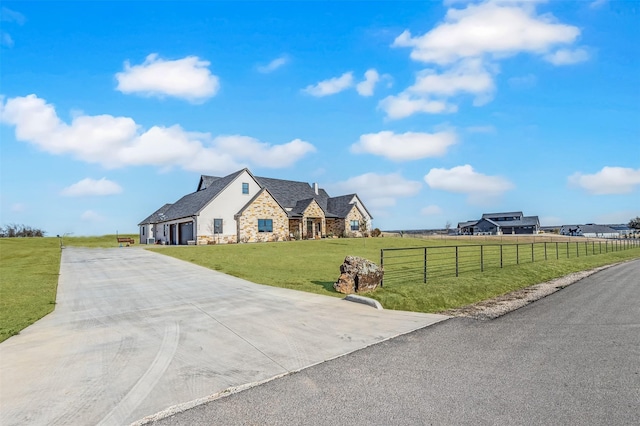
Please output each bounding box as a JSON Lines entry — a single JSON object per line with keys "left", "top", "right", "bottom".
{"left": 313, "top": 182, "right": 319, "bottom": 195}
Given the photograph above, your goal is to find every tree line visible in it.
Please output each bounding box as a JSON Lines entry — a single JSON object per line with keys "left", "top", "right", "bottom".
{"left": 0, "top": 224, "right": 46, "bottom": 238}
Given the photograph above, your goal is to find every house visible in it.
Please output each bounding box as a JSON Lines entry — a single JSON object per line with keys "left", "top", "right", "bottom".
{"left": 457, "top": 212, "right": 540, "bottom": 235}
{"left": 559, "top": 224, "right": 620, "bottom": 239}
{"left": 138, "top": 168, "right": 372, "bottom": 244}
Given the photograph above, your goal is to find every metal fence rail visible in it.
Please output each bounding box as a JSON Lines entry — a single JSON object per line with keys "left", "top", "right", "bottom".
{"left": 380, "top": 239, "right": 640, "bottom": 286}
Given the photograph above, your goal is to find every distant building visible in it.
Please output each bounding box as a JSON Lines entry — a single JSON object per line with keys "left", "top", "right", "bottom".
{"left": 457, "top": 211, "right": 540, "bottom": 235}
{"left": 559, "top": 224, "right": 620, "bottom": 238}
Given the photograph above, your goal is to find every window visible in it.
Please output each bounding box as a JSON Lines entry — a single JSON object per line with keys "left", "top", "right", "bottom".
{"left": 258, "top": 219, "right": 273, "bottom": 232}
{"left": 142, "top": 226, "right": 145, "bottom": 236}
{"left": 213, "top": 218, "right": 223, "bottom": 234}
{"left": 350, "top": 220, "right": 359, "bottom": 231}
{"left": 242, "top": 182, "right": 249, "bottom": 194}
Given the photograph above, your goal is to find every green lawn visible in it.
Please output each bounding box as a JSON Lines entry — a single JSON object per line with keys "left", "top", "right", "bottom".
{"left": 0, "top": 238, "right": 61, "bottom": 342}
{"left": 0, "top": 234, "right": 137, "bottom": 342}
{"left": 150, "top": 238, "right": 640, "bottom": 313}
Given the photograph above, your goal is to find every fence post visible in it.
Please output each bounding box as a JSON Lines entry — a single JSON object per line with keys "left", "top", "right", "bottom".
{"left": 531, "top": 243, "right": 534, "bottom": 263}
{"left": 480, "top": 245, "right": 484, "bottom": 272}
{"left": 599, "top": 241, "right": 601, "bottom": 254}
{"left": 423, "top": 247, "right": 427, "bottom": 284}
{"left": 556, "top": 242, "right": 559, "bottom": 260}
{"left": 380, "top": 249, "right": 384, "bottom": 287}
{"left": 545, "top": 242, "right": 547, "bottom": 261}
{"left": 516, "top": 244, "right": 519, "bottom": 265}
{"left": 566, "top": 242, "right": 569, "bottom": 258}
{"left": 500, "top": 245, "right": 503, "bottom": 268}
{"left": 585, "top": 242, "right": 588, "bottom": 256}
{"left": 455, "top": 246, "right": 459, "bottom": 277}
{"left": 576, "top": 242, "right": 579, "bottom": 257}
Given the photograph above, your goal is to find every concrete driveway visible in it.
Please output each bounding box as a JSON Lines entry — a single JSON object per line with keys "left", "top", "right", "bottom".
{"left": 0, "top": 247, "right": 448, "bottom": 425}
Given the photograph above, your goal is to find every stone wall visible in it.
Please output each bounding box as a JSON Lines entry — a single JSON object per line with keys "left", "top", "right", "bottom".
{"left": 197, "top": 234, "right": 237, "bottom": 245}
{"left": 326, "top": 218, "right": 344, "bottom": 237}
{"left": 345, "top": 205, "right": 366, "bottom": 237}
{"left": 302, "top": 200, "right": 326, "bottom": 238}
{"left": 237, "top": 190, "right": 289, "bottom": 242}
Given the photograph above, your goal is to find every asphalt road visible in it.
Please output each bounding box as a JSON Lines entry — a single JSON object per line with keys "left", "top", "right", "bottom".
{"left": 153, "top": 259, "right": 640, "bottom": 426}
{"left": 0, "top": 247, "right": 447, "bottom": 426}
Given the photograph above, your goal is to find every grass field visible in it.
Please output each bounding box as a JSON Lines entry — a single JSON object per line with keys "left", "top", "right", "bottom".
{"left": 150, "top": 237, "right": 640, "bottom": 313}
{"left": 0, "top": 234, "right": 137, "bottom": 342}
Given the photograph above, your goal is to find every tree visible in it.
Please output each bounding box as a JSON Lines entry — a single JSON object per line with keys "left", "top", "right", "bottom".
{"left": 629, "top": 216, "right": 640, "bottom": 230}
{"left": 445, "top": 221, "right": 451, "bottom": 233}
{"left": 359, "top": 218, "right": 370, "bottom": 237}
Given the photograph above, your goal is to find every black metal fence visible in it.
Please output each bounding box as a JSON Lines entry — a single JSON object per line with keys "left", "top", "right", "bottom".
{"left": 380, "top": 239, "right": 640, "bottom": 286}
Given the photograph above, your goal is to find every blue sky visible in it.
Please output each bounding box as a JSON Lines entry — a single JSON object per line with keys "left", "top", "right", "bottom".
{"left": 1, "top": 0, "right": 638, "bottom": 236}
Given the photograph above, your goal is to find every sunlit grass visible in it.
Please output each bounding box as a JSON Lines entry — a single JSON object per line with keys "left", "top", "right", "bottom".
{"left": 0, "top": 238, "right": 60, "bottom": 342}
{"left": 150, "top": 238, "right": 640, "bottom": 313}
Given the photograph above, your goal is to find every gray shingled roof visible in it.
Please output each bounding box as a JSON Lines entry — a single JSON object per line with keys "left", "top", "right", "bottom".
{"left": 482, "top": 211, "right": 524, "bottom": 220}
{"left": 160, "top": 169, "right": 245, "bottom": 221}
{"left": 458, "top": 220, "right": 478, "bottom": 228}
{"left": 144, "top": 169, "right": 372, "bottom": 225}
{"left": 562, "top": 224, "right": 619, "bottom": 234}
{"left": 198, "top": 175, "right": 220, "bottom": 191}
{"left": 327, "top": 194, "right": 359, "bottom": 218}
{"left": 494, "top": 216, "right": 539, "bottom": 227}
{"left": 254, "top": 176, "right": 323, "bottom": 209}
{"left": 138, "top": 203, "right": 173, "bottom": 225}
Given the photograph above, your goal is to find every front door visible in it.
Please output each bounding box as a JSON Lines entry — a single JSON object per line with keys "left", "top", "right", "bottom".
{"left": 306, "top": 219, "right": 313, "bottom": 239}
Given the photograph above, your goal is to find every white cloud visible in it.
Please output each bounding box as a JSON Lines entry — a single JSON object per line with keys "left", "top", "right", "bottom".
{"left": 61, "top": 178, "right": 123, "bottom": 197}
{"left": 568, "top": 167, "right": 640, "bottom": 195}
{"left": 421, "top": 205, "right": 443, "bottom": 216}
{"left": 356, "top": 69, "right": 380, "bottom": 96}
{"left": 257, "top": 55, "right": 289, "bottom": 73}
{"left": 392, "top": 1, "right": 582, "bottom": 65}
{"left": 330, "top": 172, "right": 422, "bottom": 211}
{"left": 81, "top": 210, "right": 104, "bottom": 222}
{"left": 408, "top": 59, "right": 495, "bottom": 105}
{"left": 424, "top": 164, "right": 514, "bottom": 204}
{"left": 351, "top": 130, "right": 457, "bottom": 161}
{"left": 379, "top": 94, "right": 457, "bottom": 119}
{"left": 1, "top": 94, "right": 315, "bottom": 174}
{"left": 544, "top": 48, "right": 589, "bottom": 65}
{"left": 1, "top": 7, "right": 26, "bottom": 24}
{"left": 115, "top": 54, "right": 220, "bottom": 102}
{"left": 212, "top": 136, "right": 316, "bottom": 168}
{"left": 387, "top": 1, "right": 587, "bottom": 119}
{"left": 1, "top": 32, "right": 13, "bottom": 47}
{"left": 303, "top": 72, "right": 354, "bottom": 97}
{"left": 11, "top": 203, "right": 25, "bottom": 213}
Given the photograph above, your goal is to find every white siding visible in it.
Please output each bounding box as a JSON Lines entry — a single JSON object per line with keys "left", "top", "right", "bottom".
{"left": 197, "top": 170, "right": 261, "bottom": 242}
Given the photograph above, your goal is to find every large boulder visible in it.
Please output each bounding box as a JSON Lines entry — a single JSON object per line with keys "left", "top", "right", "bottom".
{"left": 333, "top": 256, "right": 384, "bottom": 294}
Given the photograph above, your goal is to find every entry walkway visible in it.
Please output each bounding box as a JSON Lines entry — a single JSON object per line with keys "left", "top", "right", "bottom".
{"left": 0, "top": 247, "right": 448, "bottom": 425}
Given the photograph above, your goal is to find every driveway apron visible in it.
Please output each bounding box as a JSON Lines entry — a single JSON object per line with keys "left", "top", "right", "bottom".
{"left": 0, "top": 247, "right": 448, "bottom": 425}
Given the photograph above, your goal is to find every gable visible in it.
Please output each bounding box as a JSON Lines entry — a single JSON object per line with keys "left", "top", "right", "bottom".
{"left": 302, "top": 199, "right": 325, "bottom": 218}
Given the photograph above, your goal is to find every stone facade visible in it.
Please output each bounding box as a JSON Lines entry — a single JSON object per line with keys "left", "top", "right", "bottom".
{"left": 301, "top": 200, "right": 326, "bottom": 239}
{"left": 236, "top": 190, "right": 289, "bottom": 243}
{"left": 197, "top": 234, "right": 237, "bottom": 245}
{"left": 326, "top": 218, "right": 344, "bottom": 237}
{"left": 344, "top": 205, "right": 366, "bottom": 237}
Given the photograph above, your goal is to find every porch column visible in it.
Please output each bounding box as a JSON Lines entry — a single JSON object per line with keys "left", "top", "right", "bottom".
{"left": 321, "top": 218, "right": 326, "bottom": 236}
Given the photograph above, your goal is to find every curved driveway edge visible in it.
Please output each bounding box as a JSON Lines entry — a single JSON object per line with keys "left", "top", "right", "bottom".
{"left": 0, "top": 247, "right": 448, "bottom": 426}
